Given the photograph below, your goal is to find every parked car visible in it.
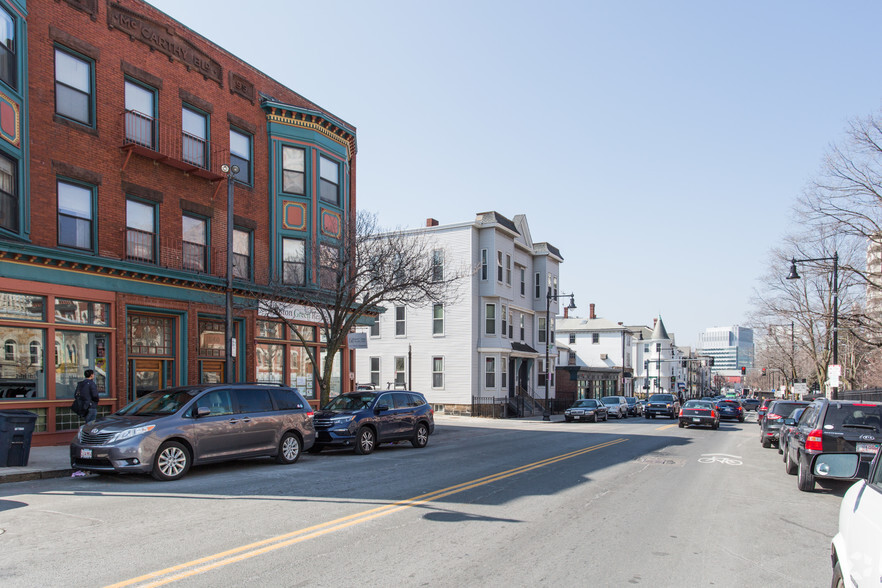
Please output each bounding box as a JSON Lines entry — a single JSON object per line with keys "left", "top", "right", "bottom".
{"left": 715, "top": 399, "right": 745, "bottom": 422}
{"left": 760, "top": 400, "right": 810, "bottom": 448}
{"left": 564, "top": 399, "right": 608, "bottom": 423}
{"left": 678, "top": 400, "right": 720, "bottom": 429}
{"left": 600, "top": 396, "right": 628, "bottom": 419}
{"left": 741, "top": 398, "right": 761, "bottom": 412}
{"left": 311, "top": 390, "right": 434, "bottom": 455}
{"left": 815, "top": 451, "right": 882, "bottom": 587}
{"left": 784, "top": 398, "right": 882, "bottom": 491}
{"left": 757, "top": 398, "right": 774, "bottom": 426}
{"left": 69, "top": 384, "right": 315, "bottom": 481}
{"left": 645, "top": 394, "right": 680, "bottom": 419}
{"left": 625, "top": 396, "right": 643, "bottom": 416}
{"left": 778, "top": 407, "right": 807, "bottom": 460}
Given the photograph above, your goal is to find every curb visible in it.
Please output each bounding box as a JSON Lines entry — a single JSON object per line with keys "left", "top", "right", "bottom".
{"left": 0, "top": 469, "right": 73, "bottom": 484}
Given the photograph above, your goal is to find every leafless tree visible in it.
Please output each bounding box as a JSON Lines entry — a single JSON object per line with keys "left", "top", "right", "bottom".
{"left": 256, "top": 210, "right": 467, "bottom": 405}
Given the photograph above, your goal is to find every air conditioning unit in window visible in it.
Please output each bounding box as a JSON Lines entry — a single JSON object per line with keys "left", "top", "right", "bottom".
{"left": 600, "top": 354, "right": 608, "bottom": 360}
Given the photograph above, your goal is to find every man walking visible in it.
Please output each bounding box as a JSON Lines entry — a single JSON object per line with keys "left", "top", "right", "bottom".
{"left": 79, "top": 369, "right": 99, "bottom": 424}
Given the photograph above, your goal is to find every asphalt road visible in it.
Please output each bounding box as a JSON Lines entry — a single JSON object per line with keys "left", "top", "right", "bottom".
{"left": 0, "top": 411, "right": 848, "bottom": 587}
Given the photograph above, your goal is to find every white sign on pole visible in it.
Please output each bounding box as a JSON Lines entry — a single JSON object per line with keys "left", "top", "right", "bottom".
{"left": 828, "top": 364, "right": 841, "bottom": 388}
{"left": 793, "top": 382, "right": 808, "bottom": 398}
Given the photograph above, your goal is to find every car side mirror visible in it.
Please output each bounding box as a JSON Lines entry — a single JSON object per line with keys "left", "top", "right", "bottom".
{"left": 196, "top": 406, "right": 211, "bottom": 418}
{"left": 812, "top": 453, "right": 861, "bottom": 479}
{"left": 375, "top": 404, "right": 390, "bottom": 412}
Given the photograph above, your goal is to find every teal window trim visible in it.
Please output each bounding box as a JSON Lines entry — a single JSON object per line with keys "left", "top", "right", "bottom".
{"left": 0, "top": 4, "right": 17, "bottom": 93}
{"left": 181, "top": 103, "right": 210, "bottom": 169}
{"left": 124, "top": 305, "right": 188, "bottom": 386}
{"left": 279, "top": 143, "right": 307, "bottom": 196}
{"left": 232, "top": 226, "right": 253, "bottom": 282}
{"left": 181, "top": 212, "right": 210, "bottom": 274}
{"left": 54, "top": 44, "right": 95, "bottom": 128}
{"left": 0, "top": 148, "right": 18, "bottom": 236}
{"left": 125, "top": 195, "right": 159, "bottom": 264}
{"left": 229, "top": 126, "right": 252, "bottom": 186}
{"left": 56, "top": 176, "right": 97, "bottom": 253}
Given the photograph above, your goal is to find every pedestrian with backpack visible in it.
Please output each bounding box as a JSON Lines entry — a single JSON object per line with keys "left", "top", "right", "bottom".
{"left": 76, "top": 369, "right": 99, "bottom": 424}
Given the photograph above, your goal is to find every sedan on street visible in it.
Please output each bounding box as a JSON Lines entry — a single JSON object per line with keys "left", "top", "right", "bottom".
{"left": 678, "top": 400, "right": 720, "bottom": 429}
{"left": 564, "top": 399, "right": 608, "bottom": 423}
{"left": 716, "top": 399, "right": 745, "bottom": 422}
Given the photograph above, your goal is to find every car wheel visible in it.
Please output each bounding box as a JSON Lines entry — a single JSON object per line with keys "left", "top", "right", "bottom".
{"left": 411, "top": 423, "right": 429, "bottom": 448}
{"left": 354, "top": 427, "right": 376, "bottom": 455}
{"left": 784, "top": 450, "right": 797, "bottom": 475}
{"left": 797, "top": 455, "right": 815, "bottom": 491}
{"left": 831, "top": 560, "right": 844, "bottom": 588}
{"left": 276, "top": 432, "right": 302, "bottom": 464}
{"left": 151, "top": 441, "right": 190, "bottom": 481}
{"left": 762, "top": 437, "right": 771, "bottom": 449}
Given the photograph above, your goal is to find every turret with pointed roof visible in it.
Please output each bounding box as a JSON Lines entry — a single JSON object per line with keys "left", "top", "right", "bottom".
{"left": 651, "top": 315, "right": 670, "bottom": 341}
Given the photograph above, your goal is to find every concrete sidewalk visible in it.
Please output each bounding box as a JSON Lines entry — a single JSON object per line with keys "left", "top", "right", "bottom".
{"left": 0, "top": 444, "right": 73, "bottom": 484}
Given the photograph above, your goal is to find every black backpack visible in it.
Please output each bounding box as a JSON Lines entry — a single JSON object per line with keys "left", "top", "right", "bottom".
{"left": 70, "top": 381, "right": 89, "bottom": 418}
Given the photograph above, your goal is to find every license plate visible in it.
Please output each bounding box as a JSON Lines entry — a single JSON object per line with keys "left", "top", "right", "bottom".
{"left": 80, "top": 448, "right": 92, "bottom": 459}
{"left": 693, "top": 418, "right": 700, "bottom": 423}
{"left": 573, "top": 416, "right": 580, "bottom": 420}
{"left": 856, "top": 443, "right": 879, "bottom": 454}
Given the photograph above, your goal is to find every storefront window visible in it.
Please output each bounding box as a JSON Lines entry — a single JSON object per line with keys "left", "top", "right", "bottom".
{"left": 198, "top": 318, "right": 224, "bottom": 357}
{"left": 0, "top": 327, "right": 45, "bottom": 398}
{"left": 290, "top": 324, "right": 315, "bottom": 342}
{"left": 0, "top": 293, "right": 44, "bottom": 321}
{"left": 256, "top": 343, "right": 284, "bottom": 383}
{"left": 55, "top": 299, "right": 108, "bottom": 325}
{"left": 257, "top": 320, "right": 282, "bottom": 339}
{"left": 55, "top": 330, "right": 108, "bottom": 398}
{"left": 289, "top": 346, "right": 314, "bottom": 399}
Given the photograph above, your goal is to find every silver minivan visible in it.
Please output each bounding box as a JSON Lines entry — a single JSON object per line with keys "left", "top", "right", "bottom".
{"left": 70, "top": 384, "right": 315, "bottom": 481}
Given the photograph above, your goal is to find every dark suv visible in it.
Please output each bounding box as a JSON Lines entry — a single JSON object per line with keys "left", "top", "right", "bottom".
{"left": 311, "top": 390, "right": 434, "bottom": 455}
{"left": 644, "top": 394, "right": 680, "bottom": 419}
{"left": 760, "top": 400, "right": 809, "bottom": 448}
{"left": 784, "top": 398, "right": 882, "bottom": 491}
{"left": 70, "top": 384, "right": 315, "bottom": 481}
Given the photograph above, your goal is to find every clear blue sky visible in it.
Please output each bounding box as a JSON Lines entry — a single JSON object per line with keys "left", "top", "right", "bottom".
{"left": 149, "top": 0, "right": 882, "bottom": 347}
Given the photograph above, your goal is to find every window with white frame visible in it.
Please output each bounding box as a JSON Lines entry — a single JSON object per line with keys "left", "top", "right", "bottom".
{"left": 569, "top": 333, "right": 576, "bottom": 344}
{"left": 432, "top": 356, "right": 443, "bottom": 388}
{"left": 282, "top": 238, "right": 306, "bottom": 285}
{"left": 485, "top": 356, "right": 495, "bottom": 388}
{"left": 370, "top": 318, "right": 380, "bottom": 337}
{"left": 553, "top": 275, "right": 558, "bottom": 298}
{"left": 520, "top": 267, "right": 526, "bottom": 296}
{"left": 370, "top": 357, "right": 380, "bottom": 386}
{"left": 538, "top": 316, "right": 546, "bottom": 344}
{"left": 57, "top": 180, "right": 93, "bottom": 250}
{"left": 282, "top": 145, "right": 305, "bottom": 195}
{"left": 432, "top": 249, "right": 443, "bottom": 282}
{"left": 497, "top": 251, "right": 503, "bottom": 282}
{"left": 520, "top": 315, "right": 525, "bottom": 341}
{"left": 395, "top": 306, "right": 406, "bottom": 336}
{"left": 432, "top": 304, "right": 444, "bottom": 335}
{"left": 505, "top": 254, "right": 511, "bottom": 285}
{"left": 508, "top": 310, "right": 513, "bottom": 338}
{"left": 55, "top": 48, "right": 92, "bottom": 126}
{"left": 501, "top": 305, "right": 507, "bottom": 339}
{"left": 394, "top": 356, "right": 406, "bottom": 386}
{"left": 501, "top": 357, "right": 508, "bottom": 388}
{"left": 481, "top": 249, "right": 488, "bottom": 280}
{"left": 485, "top": 303, "right": 496, "bottom": 335}
{"left": 535, "top": 272, "right": 541, "bottom": 299}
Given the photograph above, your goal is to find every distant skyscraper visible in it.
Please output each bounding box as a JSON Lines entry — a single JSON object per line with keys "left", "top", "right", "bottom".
{"left": 698, "top": 326, "right": 755, "bottom": 376}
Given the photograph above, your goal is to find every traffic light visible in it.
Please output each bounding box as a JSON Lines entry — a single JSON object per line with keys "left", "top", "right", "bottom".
{"left": 741, "top": 366, "right": 746, "bottom": 375}
{"left": 762, "top": 368, "right": 766, "bottom": 376}
{"left": 708, "top": 358, "right": 714, "bottom": 366}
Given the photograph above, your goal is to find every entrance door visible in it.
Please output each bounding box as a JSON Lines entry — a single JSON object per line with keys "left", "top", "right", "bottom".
{"left": 129, "top": 359, "right": 172, "bottom": 402}
{"left": 518, "top": 360, "right": 529, "bottom": 394}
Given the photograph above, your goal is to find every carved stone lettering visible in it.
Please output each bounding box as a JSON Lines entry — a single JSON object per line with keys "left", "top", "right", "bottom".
{"left": 107, "top": 2, "right": 223, "bottom": 86}
{"left": 230, "top": 72, "right": 255, "bottom": 103}
{"left": 62, "top": 0, "right": 99, "bottom": 20}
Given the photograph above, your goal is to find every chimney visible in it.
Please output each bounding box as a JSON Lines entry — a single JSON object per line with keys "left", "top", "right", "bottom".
{"left": 590, "top": 303, "right": 596, "bottom": 319}
{"left": 653, "top": 318, "right": 658, "bottom": 327}
{"left": 564, "top": 306, "right": 569, "bottom": 318}
{"left": 426, "top": 218, "right": 439, "bottom": 227}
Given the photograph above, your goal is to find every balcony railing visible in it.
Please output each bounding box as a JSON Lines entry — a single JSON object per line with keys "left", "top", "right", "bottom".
{"left": 121, "top": 110, "right": 228, "bottom": 181}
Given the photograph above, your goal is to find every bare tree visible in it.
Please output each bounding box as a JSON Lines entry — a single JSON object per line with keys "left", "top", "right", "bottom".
{"left": 256, "top": 210, "right": 466, "bottom": 405}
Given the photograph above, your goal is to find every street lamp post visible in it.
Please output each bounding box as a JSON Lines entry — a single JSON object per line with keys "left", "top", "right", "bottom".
{"left": 786, "top": 252, "right": 838, "bottom": 399}
{"left": 221, "top": 163, "right": 240, "bottom": 384}
{"left": 544, "top": 289, "right": 576, "bottom": 421}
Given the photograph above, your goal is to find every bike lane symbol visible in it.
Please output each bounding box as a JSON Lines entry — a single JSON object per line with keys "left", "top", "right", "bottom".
{"left": 698, "top": 453, "right": 742, "bottom": 465}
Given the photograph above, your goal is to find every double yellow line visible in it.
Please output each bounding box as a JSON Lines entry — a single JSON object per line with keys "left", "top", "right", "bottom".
{"left": 108, "top": 437, "right": 627, "bottom": 588}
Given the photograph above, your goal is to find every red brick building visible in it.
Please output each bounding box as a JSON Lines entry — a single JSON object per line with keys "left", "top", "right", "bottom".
{"left": 0, "top": 0, "right": 357, "bottom": 444}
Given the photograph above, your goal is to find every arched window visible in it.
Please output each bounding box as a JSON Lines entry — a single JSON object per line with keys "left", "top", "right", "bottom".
{"left": 29, "top": 341, "right": 40, "bottom": 365}
{"left": 4, "top": 339, "right": 14, "bottom": 361}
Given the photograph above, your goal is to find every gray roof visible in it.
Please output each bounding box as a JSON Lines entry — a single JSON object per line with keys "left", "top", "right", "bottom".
{"left": 651, "top": 316, "right": 670, "bottom": 341}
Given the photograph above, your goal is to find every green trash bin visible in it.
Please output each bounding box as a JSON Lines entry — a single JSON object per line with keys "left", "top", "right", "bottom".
{"left": 0, "top": 410, "right": 38, "bottom": 467}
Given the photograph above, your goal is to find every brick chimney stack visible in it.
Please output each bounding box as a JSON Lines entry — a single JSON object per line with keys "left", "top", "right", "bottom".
{"left": 653, "top": 318, "right": 658, "bottom": 328}
{"left": 590, "top": 303, "right": 596, "bottom": 319}
{"left": 426, "top": 218, "right": 439, "bottom": 227}
{"left": 564, "top": 306, "right": 569, "bottom": 318}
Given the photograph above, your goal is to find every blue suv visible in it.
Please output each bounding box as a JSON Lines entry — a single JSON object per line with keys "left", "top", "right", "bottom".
{"left": 311, "top": 390, "right": 435, "bottom": 455}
